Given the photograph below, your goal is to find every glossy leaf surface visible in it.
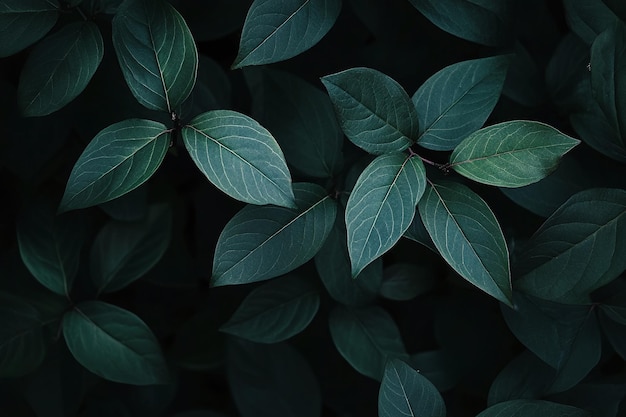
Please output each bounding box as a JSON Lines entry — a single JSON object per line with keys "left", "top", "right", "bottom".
{"left": 476, "top": 399, "right": 590, "bottom": 417}
{"left": 0, "top": 0, "right": 59, "bottom": 58}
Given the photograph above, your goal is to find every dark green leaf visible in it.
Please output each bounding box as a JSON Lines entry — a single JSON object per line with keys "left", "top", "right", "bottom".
{"left": 329, "top": 305, "right": 408, "bottom": 380}
{"left": 321, "top": 67, "right": 419, "bottom": 155}
{"left": 403, "top": 210, "right": 437, "bottom": 252}
{"left": 516, "top": 188, "right": 626, "bottom": 303}
{"left": 182, "top": 110, "right": 296, "bottom": 208}
{"left": 62, "top": 301, "right": 169, "bottom": 385}
{"left": 98, "top": 184, "right": 148, "bottom": 222}
{"left": 412, "top": 55, "right": 510, "bottom": 151}
{"left": 112, "top": 0, "right": 198, "bottom": 112}
{"left": 90, "top": 204, "right": 172, "bottom": 294}
{"left": 418, "top": 180, "right": 512, "bottom": 305}
{"left": 570, "top": 104, "right": 626, "bottom": 164}
{"left": 600, "top": 312, "right": 626, "bottom": 360}
{"left": 380, "top": 262, "right": 435, "bottom": 301}
{"left": 548, "top": 382, "right": 626, "bottom": 417}
{"left": 59, "top": 119, "right": 170, "bottom": 212}
{"left": 450, "top": 121, "right": 580, "bottom": 188}
{"left": 0, "top": 0, "right": 59, "bottom": 58}
{"left": 220, "top": 275, "right": 320, "bottom": 343}
{"left": 409, "top": 350, "right": 462, "bottom": 393}
{"left": 211, "top": 183, "right": 336, "bottom": 286}
{"left": 232, "top": 0, "right": 342, "bottom": 68}
{"left": 476, "top": 399, "right": 591, "bottom": 417}
{"left": 501, "top": 42, "right": 547, "bottom": 108}
{"left": 346, "top": 153, "right": 426, "bottom": 277}
{"left": 378, "top": 359, "right": 445, "bottom": 417}
{"left": 563, "top": 0, "right": 620, "bottom": 44}
{"left": 18, "top": 21, "right": 103, "bottom": 117}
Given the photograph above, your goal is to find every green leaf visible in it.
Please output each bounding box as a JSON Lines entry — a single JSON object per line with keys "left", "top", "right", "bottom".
{"left": 0, "top": 0, "right": 59, "bottom": 58}
{"left": 412, "top": 55, "right": 510, "bottom": 151}
{"left": 378, "top": 359, "right": 446, "bottom": 417}
{"left": 59, "top": 119, "right": 170, "bottom": 212}
{"left": 450, "top": 121, "right": 580, "bottom": 188}
{"left": 563, "top": 0, "right": 620, "bottom": 44}
{"left": 380, "top": 262, "right": 436, "bottom": 301}
{"left": 329, "top": 305, "right": 408, "bottom": 380}
{"left": 211, "top": 183, "right": 336, "bottom": 287}
{"left": 346, "top": 153, "right": 426, "bottom": 277}
{"left": 403, "top": 210, "right": 437, "bottom": 252}
{"left": 17, "top": 202, "right": 87, "bottom": 297}
{"left": 90, "top": 204, "right": 172, "bottom": 294}
{"left": 220, "top": 275, "right": 320, "bottom": 343}
{"left": 62, "top": 301, "right": 169, "bottom": 385}
{"left": 112, "top": 0, "right": 198, "bottom": 112}
{"left": 321, "top": 67, "right": 419, "bottom": 155}
{"left": 182, "top": 110, "right": 296, "bottom": 208}
{"left": 570, "top": 104, "right": 626, "bottom": 164}
{"left": 516, "top": 188, "right": 626, "bottom": 304}
{"left": 227, "top": 339, "right": 321, "bottom": 417}
{"left": 476, "top": 400, "right": 591, "bottom": 417}
{"left": 0, "top": 292, "right": 47, "bottom": 377}
{"left": 18, "top": 21, "right": 103, "bottom": 117}
{"left": 600, "top": 311, "right": 626, "bottom": 360}
{"left": 232, "top": 0, "right": 342, "bottom": 68}
{"left": 418, "top": 180, "right": 512, "bottom": 305}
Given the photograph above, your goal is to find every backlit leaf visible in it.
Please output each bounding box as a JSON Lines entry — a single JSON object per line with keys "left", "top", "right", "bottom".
{"left": 476, "top": 400, "right": 590, "bottom": 417}
{"left": 232, "top": 0, "right": 342, "bottom": 68}
{"left": 450, "top": 121, "right": 580, "bottom": 188}
{"left": 0, "top": 0, "right": 59, "bottom": 58}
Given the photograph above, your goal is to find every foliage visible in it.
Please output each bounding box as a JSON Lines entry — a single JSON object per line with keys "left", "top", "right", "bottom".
{"left": 1, "top": 0, "right": 625, "bottom": 416}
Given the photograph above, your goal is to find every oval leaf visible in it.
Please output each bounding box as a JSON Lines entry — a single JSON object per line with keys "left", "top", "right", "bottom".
{"left": 450, "top": 121, "right": 580, "bottom": 188}
{"left": 321, "top": 67, "right": 419, "bottom": 155}
{"left": 346, "top": 153, "right": 426, "bottom": 276}
{"left": 18, "top": 21, "right": 104, "bottom": 117}
{"left": 476, "top": 400, "right": 590, "bottom": 417}
{"left": 59, "top": 119, "right": 170, "bottom": 212}
{"left": 212, "top": 182, "right": 337, "bottom": 287}
{"left": 418, "top": 180, "right": 512, "bottom": 305}
{"left": 62, "top": 301, "right": 169, "bottom": 385}
{"left": 182, "top": 110, "right": 295, "bottom": 208}
{"left": 220, "top": 275, "right": 320, "bottom": 343}
{"left": 379, "top": 359, "right": 446, "bottom": 417}
{"left": 0, "top": 0, "right": 59, "bottom": 58}
{"left": 112, "top": 0, "right": 198, "bottom": 112}
{"left": 412, "top": 55, "right": 510, "bottom": 151}
{"left": 232, "top": 0, "right": 342, "bottom": 68}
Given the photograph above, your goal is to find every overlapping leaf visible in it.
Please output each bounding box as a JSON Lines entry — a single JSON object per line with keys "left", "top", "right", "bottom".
{"left": 450, "top": 121, "right": 580, "bottom": 187}
{"left": 418, "top": 180, "right": 512, "bottom": 305}
{"left": 563, "top": 0, "right": 620, "bottom": 44}
{"left": 59, "top": 119, "right": 170, "bottom": 212}
{"left": 182, "top": 110, "right": 296, "bottom": 208}
{"left": 211, "top": 183, "right": 336, "bottom": 286}
{"left": 0, "top": 0, "right": 59, "bottom": 58}
{"left": 112, "top": 0, "right": 198, "bottom": 112}
{"left": 232, "top": 0, "right": 342, "bottom": 68}
{"left": 476, "top": 400, "right": 590, "bottom": 417}
{"left": 379, "top": 262, "right": 435, "bottom": 301}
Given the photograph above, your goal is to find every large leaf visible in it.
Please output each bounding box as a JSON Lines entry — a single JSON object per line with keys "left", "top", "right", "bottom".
{"left": 0, "top": 0, "right": 59, "bottom": 58}
{"left": 412, "top": 55, "right": 510, "bottom": 151}
{"left": 476, "top": 400, "right": 591, "bottom": 417}
{"left": 378, "top": 359, "right": 446, "bottom": 417}
{"left": 62, "top": 301, "right": 169, "bottom": 385}
{"left": 563, "top": 0, "right": 620, "bottom": 44}
{"left": 112, "top": 0, "right": 198, "bottom": 112}
{"left": 329, "top": 305, "right": 409, "bottom": 380}
{"left": 182, "top": 110, "right": 295, "bottom": 208}
{"left": 220, "top": 275, "right": 320, "bottom": 343}
{"left": 17, "top": 21, "right": 103, "bottom": 117}
{"left": 59, "top": 119, "right": 170, "bottom": 212}
{"left": 346, "top": 153, "right": 426, "bottom": 277}
{"left": 515, "top": 188, "right": 626, "bottom": 304}
{"left": 450, "top": 121, "right": 580, "bottom": 188}
{"left": 418, "top": 180, "right": 512, "bottom": 305}
{"left": 90, "top": 204, "right": 172, "bottom": 294}
{"left": 211, "top": 183, "right": 336, "bottom": 286}
{"left": 232, "top": 0, "right": 342, "bottom": 68}
{"left": 321, "top": 67, "right": 419, "bottom": 155}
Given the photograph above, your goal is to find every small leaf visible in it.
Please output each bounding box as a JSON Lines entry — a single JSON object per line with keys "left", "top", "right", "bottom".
{"left": 379, "top": 359, "right": 446, "bottom": 417}
{"left": 212, "top": 183, "right": 336, "bottom": 286}
{"left": 346, "top": 153, "right": 426, "bottom": 277}
{"left": 380, "top": 262, "right": 435, "bottom": 301}
{"left": 329, "top": 305, "right": 409, "bottom": 380}
{"left": 0, "top": 0, "right": 59, "bottom": 58}
{"left": 412, "top": 55, "right": 510, "bottom": 151}
{"left": 90, "top": 204, "right": 172, "bottom": 294}
{"left": 450, "top": 121, "right": 580, "bottom": 188}
{"left": 232, "top": 0, "right": 342, "bottom": 68}
{"left": 418, "top": 180, "right": 512, "bottom": 305}
{"left": 321, "top": 67, "right": 419, "bottom": 155}
{"left": 18, "top": 21, "right": 104, "bottom": 117}
{"left": 62, "top": 301, "right": 169, "bottom": 385}
{"left": 59, "top": 119, "right": 170, "bottom": 212}
{"left": 182, "top": 110, "right": 295, "bottom": 208}
{"left": 220, "top": 275, "right": 320, "bottom": 343}
{"left": 476, "top": 400, "right": 591, "bottom": 417}
{"left": 112, "top": 0, "right": 198, "bottom": 112}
